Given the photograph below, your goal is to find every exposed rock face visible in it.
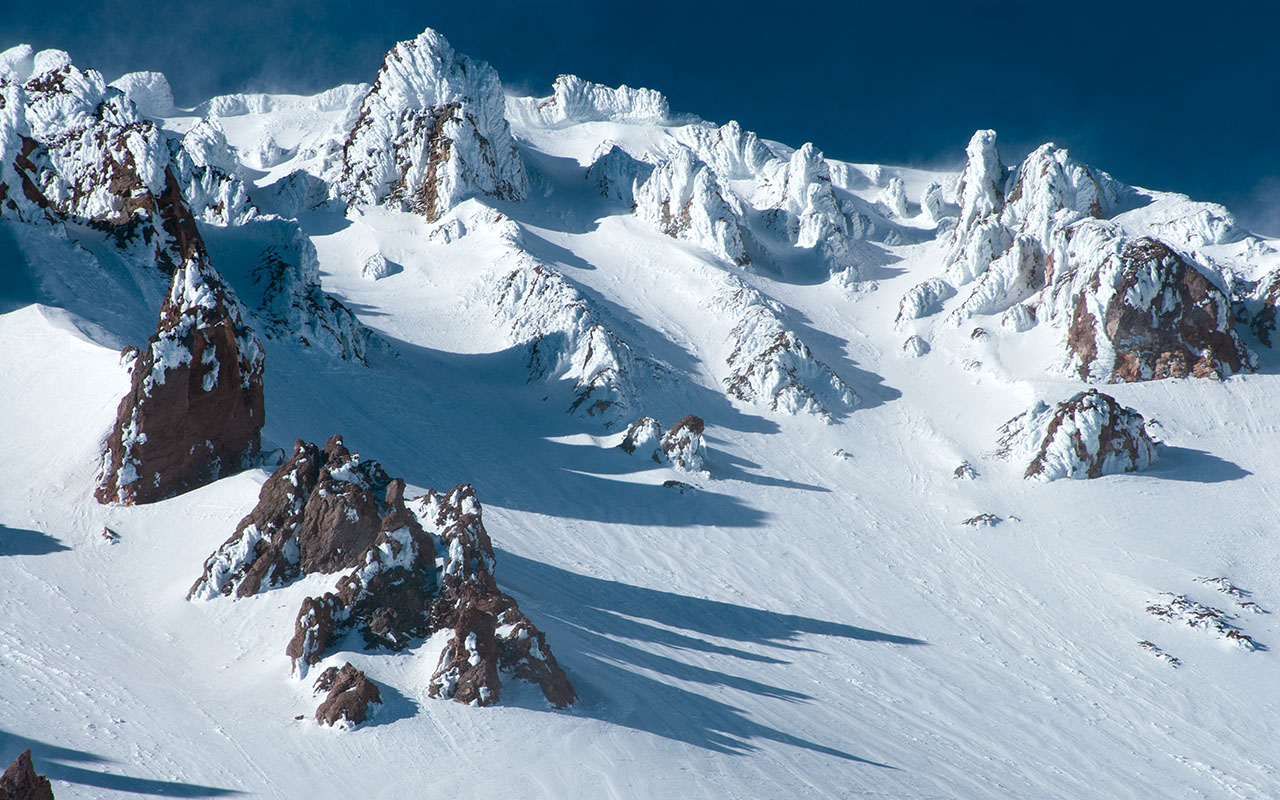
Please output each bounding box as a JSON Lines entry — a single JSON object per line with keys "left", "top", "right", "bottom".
{"left": 95, "top": 252, "right": 264, "bottom": 505}
{"left": 338, "top": 28, "right": 526, "bottom": 221}
{"left": 507, "top": 74, "right": 668, "bottom": 127}
{"left": 286, "top": 480, "right": 575, "bottom": 709}
{"left": 493, "top": 257, "right": 656, "bottom": 428}
{"left": 661, "top": 415, "right": 706, "bottom": 472}
{"left": 313, "top": 663, "right": 383, "bottom": 728}
{"left": 996, "top": 389, "right": 1158, "bottom": 481}
{"left": 634, "top": 146, "right": 749, "bottom": 265}
{"left": 718, "top": 283, "right": 857, "bottom": 420}
{"left": 0, "top": 750, "right": 54, "bottom": 800}
{"left": 189, "top": 435, "right": 390, "bottom": 598}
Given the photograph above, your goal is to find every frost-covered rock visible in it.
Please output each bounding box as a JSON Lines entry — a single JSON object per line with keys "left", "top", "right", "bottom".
{"left": 661, "top": 415, "right": 706, "bottom": 472}
{"left": 718, "top": 284, "right": 858, "bottom": 420}
{"left": 188, "top": 435, "right": 391, "bottom": 599}
{"left": 1147, "top": 594, "right": 1259, "bottom": 651}
{"left": 169, "top": 118, "right": 257, "bottom": 227}
{"left": 361, "top": 252, "right": 394, "bottom": 280}
{"left": 877, "top": 176, "right": 908, "bottom": 218}
{"left": 286, "top": 482, "right": 575, "bottom": 708}
{"left": 673, "top": 119, "right": 775, "bottom": 181}
{"left": 507, "top": 74, "right": 668, "bottom": 127}
{"left": 110, "top": 71, "right": 175, "bottom": 118}
{"left": 618, "top": 416, "right": 664, "bottom": 462}
{"left": 586, "top": 143, "right": 652, "bottom": 204}
{"left": 493, "top": 258, "right": 653, "bottom": 427}
{"left": 313, "top": 663, "right": 383, "bottom": 728}
{"left": 634, "top": 146, "right": 749, "bottom": 265}
{"left": 995, "top": 389, "right": 1157, "bottom": 481}
{"left": 766, "top": 143, "right": 860, "bottom": 270}
{"left": 902, "top": 335, "right": 930, "bottom": 357}
{"left": 95, "top": 254, "right": 264, "bottom": 505}
{"left": 919, "top": 181, "right": 944, "bottom": 224}
{"left": 949, "top": 129, "right": 1006, "bottom": 259}
{"left": 0, "top": 749, "right": 54, "bottom": 800}
{"left": 338, "top": 28, "right": 525, "bottom": 220}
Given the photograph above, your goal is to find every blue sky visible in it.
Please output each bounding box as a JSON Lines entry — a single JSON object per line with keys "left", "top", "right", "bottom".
{"left": 7, "top": 0, "right": 1277, "bottom": 232}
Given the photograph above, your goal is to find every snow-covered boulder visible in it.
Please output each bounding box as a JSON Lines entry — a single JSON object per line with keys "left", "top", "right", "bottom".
{"left": 661, "top": 414, "right": 706, "bottom": 472}
{"left": 95, "top": 255, "right": 264, "bottom": 505}
{"left": 634, "top": 146, "right": 749, "bottom": 265}
{"left": 0, "top": 749, "right": 53, "bottom": 800}
{"left": 586, "top": 143, "right": 652, "bottom": 204}
{"left": 718, "top": 284, "right": 858, "bottom": 420}
{"left": 493, "top": 259, "right": 653, "bottom": 427}
{"left": 896, "top": 277, "right": 957, "bottom": 327}
{"left": 313, "top": 663, "right": 383, "bottom": 729}
{"left": 188, "top": 435, "right": 391, "bottom": 599}
{"left": 903, "top": 335, "right": 930, "bottom": 357}
{"left": 361, "top": 252, "right": 394, "bottom": 280}
{"left": 337, "top": 28, "right": 526, "bottom": 220}
{"left": 619, "top": 416, "right": 664, "bottom": 462}
{"left": 507, "top": 74, "right": 668, "bottom": 127}
{"left": 995, "top": 389, "right": 1158, "bottom": 481}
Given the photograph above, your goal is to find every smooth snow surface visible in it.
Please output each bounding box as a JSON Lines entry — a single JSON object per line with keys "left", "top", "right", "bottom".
{"left": 3, "top": 31, "right": 1280, "bottom": 800}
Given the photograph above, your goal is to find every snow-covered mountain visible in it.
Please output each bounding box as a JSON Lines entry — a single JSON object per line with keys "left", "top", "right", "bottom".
{"left": 2, "top": 28, "right": 1278, "bottom": 799}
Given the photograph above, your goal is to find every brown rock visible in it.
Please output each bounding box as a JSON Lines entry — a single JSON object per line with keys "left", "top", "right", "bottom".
{"left": 0, "top": 749, "right": 54, "bottom": 800}
{"left": 313, "top": 663, "right": 382, "bottom": 728}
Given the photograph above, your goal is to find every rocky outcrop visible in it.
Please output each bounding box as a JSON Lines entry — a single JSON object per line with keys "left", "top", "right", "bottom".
{"left": 109, "top": 71, "right": 175, "bottom": 118}
{"left": 673, "top": 120, "right": 774, "bottom": 181}
{"left": 718, "top": 283, "right": 857, "bottom": 420}
{"left": 313, "top": 663, "right": 383, "bottom": 728}
{"left": 95, "top": 250, "right": 264, "bottom": 505}
{"left": 492, "top": 257, "right": 655, "bottom": 428}
{"left": 338, "top": 28, "right": 525, "bottom": 221}
{"left": 762, "top": 142, "right": 863, "bottom": 272}
{"left": 619, "top": 416, "right": 664, "bottom": 462}
{"left": 507, "top": 75, "right": 668, "bottom": 127}
{"left": 189, "top": 435, "right": 391, "bottom": 598}
{"left": 0, "top": 750, "right": 54, "bottom": 800}
{"left": 634, "top": 146, "right": 749, "bottom": 265}
{"left": 995, "top": 389, "right": 1158, "bottom": 481}
{"left": 876, "top": 176, "right": 907, "bottom": 218}
{"left": 286, "top": 481, "right": 575, "bottom": 709}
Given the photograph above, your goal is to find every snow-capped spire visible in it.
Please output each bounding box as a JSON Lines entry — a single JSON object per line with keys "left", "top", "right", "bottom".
{"left": 951, "top": 129, "right": 1006, "bottom": 247}
{"left": 338, "top": 28, "right": 526, "bottom": 220}
{"left": 634, "top": 146, "right": 749, "bottom": 265}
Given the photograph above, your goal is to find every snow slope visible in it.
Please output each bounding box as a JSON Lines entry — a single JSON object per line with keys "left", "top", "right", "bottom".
{"left": 2, "top": 31, "right": 1279, "bottom": 799}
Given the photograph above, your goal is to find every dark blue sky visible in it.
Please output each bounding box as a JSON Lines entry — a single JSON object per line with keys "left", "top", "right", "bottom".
{"left": 7, "top": 1, "right": 1278, "bottom": 232}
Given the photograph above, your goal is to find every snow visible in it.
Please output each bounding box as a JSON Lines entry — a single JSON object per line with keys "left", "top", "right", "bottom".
{"left": 2, "top": 29, "right": 1280, "bottom": 800}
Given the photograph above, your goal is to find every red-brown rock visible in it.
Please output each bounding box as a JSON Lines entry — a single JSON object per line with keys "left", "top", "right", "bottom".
{"left": 313, "top": 663, "right": 382, "bottom": 728}
{"left": 0, "top": 749, "right": 54, "bottom": 800}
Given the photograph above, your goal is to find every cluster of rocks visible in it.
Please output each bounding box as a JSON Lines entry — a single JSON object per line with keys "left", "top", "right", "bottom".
{"left": 618, "top": 414, "right": 707, "bottom": 472}
{"left": 190, "top": 437, "right": 576, "bottom": 719}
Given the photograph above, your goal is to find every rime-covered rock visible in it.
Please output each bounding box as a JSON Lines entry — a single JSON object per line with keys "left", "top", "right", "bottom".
{"left": 0, "top": 749, "right": 54, "bottom": 800}
{"left": 919, "top": 181, "right": 944, "bottom": 224}
{"left": 338, "top": 28, "right": 525, "bottom": 220}
{"left": 95, "top": 251, "right": 264, "bottom": 505}
{"left": 902, "top": 335, "right": 930, "bottom": 357}
{"left": 877, "top": 176, "right": 908, "bottom": 218}
{"left": 995, "top": 389, "right": 1157, "bottom": 481}
{"left": 896, "top": 277, "right": 956, "bottom": 327}
{"left": 286, "top": 482, "right": 575, "bottom": 708}
{"left": 673, "top": 119, "right": 775, "bottom": 181}
{"left": 493, "top": 258, "right": 653, "bottom": 427}
{"left": 718, "top": 283, "right": 857, "bottom": 419}
{"left": 110, "top": 71, "right": 175, "bottom": 118}
{"left": 634, "top": 146, "right": 749, "bottom": 265}
{"left": 507, "top": 74, "right": 668, "bottom": 127}
{"left": 586, "top": 143, "right": 652, "bottom": 204}
{"left": 661, "top": 415, "right": 706, "bottom": 472}
{"left": 949, "top": 129, "right": 1006, "bottom": 260}
{"left": 361, "top": 252, "right": 394, "bottom": 281}
{"left": 619, "top": 416, "right": 664, "bottom": 462}
{"left": 313, "top": 663, "right": 383, "bottom": 728}
{"left": 765, "top": 143, "right": 861, "bottom": 271}
{"left": 188, "top": 435, "right": 390, "bottom": 598}
{"left": 169, "top": 118, "right": 257, "bottom": 227}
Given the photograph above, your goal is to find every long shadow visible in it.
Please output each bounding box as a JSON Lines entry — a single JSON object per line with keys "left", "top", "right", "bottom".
{"left": 364, "top": 683, "right": 418, "bottom": 729}
{"left": 0, "top": 731, "right": 242, "bottom": 797}
{"left": 497, "top": 551, "right": 924, "bottom": 764}
{"left": 0, "top": 524, "right": 70, "bottom": 556}
{"left": 1145, "top": 445, "right": 1251, "bottom": 483}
